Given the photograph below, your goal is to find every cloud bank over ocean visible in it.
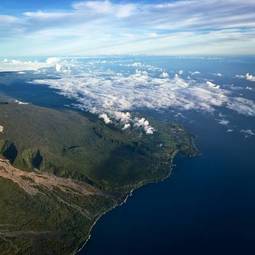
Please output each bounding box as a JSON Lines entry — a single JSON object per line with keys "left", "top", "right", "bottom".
{"left": 0, "top": 57, "right": 255, "bottom": 134}
{"left": 8, "top": 57, "right": 250, "bottom": 133}
{"left": 31, "top": 59, "right": 255, "bottom": 112}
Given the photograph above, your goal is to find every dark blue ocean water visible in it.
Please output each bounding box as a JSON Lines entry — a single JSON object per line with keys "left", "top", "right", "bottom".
{"left": 80, "top": 110, "right": 255, "bottom": 255}
{"left": 0, "top": 56, "right": 254, "bottom": 255}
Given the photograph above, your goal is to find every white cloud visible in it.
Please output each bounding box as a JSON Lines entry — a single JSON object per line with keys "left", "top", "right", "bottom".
{"left": 115, "top": 4, "right": 136, "bottom": 18}
{"left": 73, "top": 0, "right": 136, "bottom": 18}
{"left": 122, "top": 123, "right": 131, "bottom": 130}
{"left": 240, "top": 129, "right": 255, "bottom": 138}
{"left": 2, "top": 57, "right": 254, "bottom": 133}
{"left": 23, "top": 11, "right": 72, "bottom": 20}
{"left": 0, "top": 59, "right": 49, "bottom": 72}
{"left": 190, "top": 71, "right": 200, "bottom": 76}
{"left": 160, "top": 71, "right": 169, "bottom": 78}
{"left": 218, "top": 119, "right": 230, "bottom": 125}
{"left": 1, "top": 1, "right": 255, "bottom": 56}
{"left": 246, "top": 73, "right": 255, "bottom": 82}
{"left": 28, "top": 58, "right": 255, "bottom": 132}
{"left": 14, "top": 100, "right": 29, "bottom": 105}
{"left": 46, "top": 57, "right": 61, "bottom": 65}
{"left": 206, "top": 81, "right": 220, "bottom": 89}
{"left": 227, "top": 97, "right": 255, "bottom": 116}
{"left": 236, "top": 73, "right": 255, "bottom": 82}
{"left": 0, "top": 15, "right": 18, "bottom": 25}
{"left": 147, "top": 32, "right": 158, "bottom": 38}
{"left": 134, "top": 117, "right": 155, "bottom": 135}
{"left": 114, "top": 112, "right": 131, "bottom": 124}
{"left": 99, "top": 113, "right": 112, "bottom": 124}
{"left": 74, "top": 1, "right": 112, "bottom": 14}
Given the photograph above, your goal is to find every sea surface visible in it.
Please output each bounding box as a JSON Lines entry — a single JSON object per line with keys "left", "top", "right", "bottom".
{"left": 81, "top": 110, "right": 255, "bottom": 255}
{"left": 0, "top": 56, "right": 255, "bottom": 255}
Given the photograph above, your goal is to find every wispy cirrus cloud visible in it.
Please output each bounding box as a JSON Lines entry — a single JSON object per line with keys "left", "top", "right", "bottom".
{"left": 0, "top": 0, "right": 255, "bottom": 56}
{"left": 0, "top": 15, "right": 18, "bottom": 24}
{"left": 72, "top": 1, "right": 136, "bottom": 18}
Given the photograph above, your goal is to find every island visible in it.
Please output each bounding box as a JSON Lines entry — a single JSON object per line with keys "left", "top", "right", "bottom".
{"left": 0, "top": 99, "right": 197, "bottom": 255}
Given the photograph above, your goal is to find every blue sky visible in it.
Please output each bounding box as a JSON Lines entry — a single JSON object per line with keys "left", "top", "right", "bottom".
{"left": 0, "top": 0, "right": 255, "bottom": 56}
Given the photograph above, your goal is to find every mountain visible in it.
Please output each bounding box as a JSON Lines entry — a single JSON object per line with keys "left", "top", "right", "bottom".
{"left": 0, "top": 100, "right": 196, "bottom": 255}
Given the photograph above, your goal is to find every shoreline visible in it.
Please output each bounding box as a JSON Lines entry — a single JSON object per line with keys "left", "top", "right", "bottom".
{"left": 74, "top": 188, "right": 134, "bottom": 255}
{"left": 74, "top": 150, "right": 179, "bottom": 255}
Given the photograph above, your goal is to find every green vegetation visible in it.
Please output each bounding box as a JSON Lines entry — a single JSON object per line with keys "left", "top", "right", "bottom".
{"left": 0, "top": 101, "right": 196, "bottom": 255}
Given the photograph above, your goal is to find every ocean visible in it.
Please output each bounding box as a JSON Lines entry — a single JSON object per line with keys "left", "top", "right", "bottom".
{"left": 81, "top": 109, "right": 255, "bottom": 255}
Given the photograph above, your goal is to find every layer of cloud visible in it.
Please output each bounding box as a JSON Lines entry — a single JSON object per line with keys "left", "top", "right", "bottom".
{"left": 0, "top": 0, "right": 255, "bottom": 56}
{"left": 73, "top": 1, "right": 136, "bottom": 18}
{"left": 24, "top": 58, "right": 255, "bottom": 134}
{"left": 0, "top": 58, "right": 59, "bottom": 72}
{"left": 0, "top": 15, "right": 18, "bottom": 25}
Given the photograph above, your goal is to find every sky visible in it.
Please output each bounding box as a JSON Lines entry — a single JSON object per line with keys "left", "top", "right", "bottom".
{"left": 0, "top": 0, "right": 255, "bottom": 56}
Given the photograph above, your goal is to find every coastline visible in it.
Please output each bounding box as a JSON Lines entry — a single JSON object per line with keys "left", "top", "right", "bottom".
{"left": 74, "top": 150, "right": 180, "bottom": 255}
{"left": 0, "top": 96, "right": 197, "bottom": 255}
{"left": 74, "top": 189, "right": 134, "bottom": 255}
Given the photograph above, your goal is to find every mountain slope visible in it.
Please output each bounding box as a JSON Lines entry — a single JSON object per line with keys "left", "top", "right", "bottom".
{"left": 0, "top": 101, "right": 196, "bottom": 254}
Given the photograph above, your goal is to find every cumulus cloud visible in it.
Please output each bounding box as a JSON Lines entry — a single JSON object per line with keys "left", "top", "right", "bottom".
{"left": 160, "top": 71, "right": 169, "bottom": 78}
{"left": 236, "top": 73, "right": 255, "bottom": 82}
{"left": 206, "top": 81, "right": 220, "bottom": 89}
{"left": 134, "top": 117, "right": 155, "bottom": 135}
{"left": 122, "top": 123, "right": 131, "bottom": 130}
{"left": 190, "top": 71, "right": 200, "bottom": 76}
{"left": 99, "top": 113, "right": 111, "bottom": 124}
{"left": 240, "top": 129, "right": 255, "bottom": 138}
{"left": 113, "top": 112, "right": 131, "bottom": 124}
{"left": 14, "top": 99, "right": 29, "bottom": 105}
{"left": 27, "top": 58, "right": 255, "bottom": 135}
{"left": 73, "top": 0, "right": 136, "bottom": 18}
{"left": 246, "top": 73, "right": 255, "bottom": 82}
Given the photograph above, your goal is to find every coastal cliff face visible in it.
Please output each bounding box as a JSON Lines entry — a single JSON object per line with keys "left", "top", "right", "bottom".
{"left": 0, "top": 102, "right": 196, "bottom": 255}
